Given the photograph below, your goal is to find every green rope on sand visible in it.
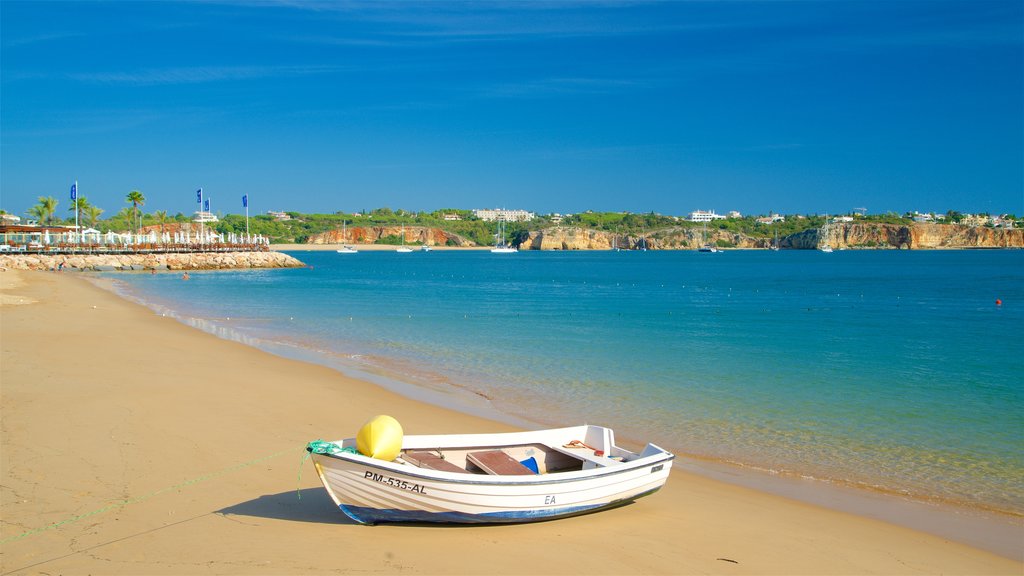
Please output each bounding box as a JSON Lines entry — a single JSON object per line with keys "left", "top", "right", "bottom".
{"left": 297, "top": 440, "right": 359, "bottom": 500}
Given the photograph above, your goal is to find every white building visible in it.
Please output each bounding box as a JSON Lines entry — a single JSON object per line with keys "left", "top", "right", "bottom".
{"left": 193, "top": 211, "right": 219, "bottom": 223}
{"left": 267, "top": 210, "right": 291, "bottom": 221}
{"left": 473, "top": 208, "right": 536, "bottom": 222}
{"left": 727, "top": 211, "right": 743, "bottom": 219}
{"left": 1, "top": 214, "right": 21, "bottom": 224}
{"left": 442, "top": 213, "right": 462, "bottom": 221}
{"left": 756, "top": 214, "right": 786, "bottom": 224}
{"left": 689, "top": 210, "right": 727, "bottom": 222}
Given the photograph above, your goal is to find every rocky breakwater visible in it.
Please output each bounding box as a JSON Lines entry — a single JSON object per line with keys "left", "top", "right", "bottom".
{"left": 308, "top": 226, "right": 474, "bottom": 247}
{"left": 0, "top": 251, "right": 305, "bottom": 271}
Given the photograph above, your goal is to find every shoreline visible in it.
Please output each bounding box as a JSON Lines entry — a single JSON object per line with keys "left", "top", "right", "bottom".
{"left": 2, "top": 269, "right": 1021, "bottom": 574}
{"left": 270, "top": 242, "right": 1024, "bottom": 252}
{"left": 92, "top": 272, "right": 1024, "bottom": 560}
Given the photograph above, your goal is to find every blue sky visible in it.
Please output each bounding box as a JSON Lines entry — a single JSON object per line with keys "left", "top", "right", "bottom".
{"left": 2, "top": 1, "right": 1021, "bottom": 220}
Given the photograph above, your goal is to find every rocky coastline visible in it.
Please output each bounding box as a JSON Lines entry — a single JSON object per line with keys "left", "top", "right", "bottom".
{"left": 520, "top": 222, "right": 1023, "bottom": 250}
{"left": 0, "top": 251, "right": 306, "bottom": 271}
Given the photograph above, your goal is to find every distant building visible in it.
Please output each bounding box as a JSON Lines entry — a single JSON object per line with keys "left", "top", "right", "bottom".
{"left": 473, "top": 208, "right": 535, "bottom": 222}
{"left": 193, "top": 211, "right": 219, "bottom": 223}
{"left": 267, "top": 210, "right": 291, "bottom": 221}
{"left": 961, "top": 214, "right": 991, "bottom": 227}
{"left": 756, "top": 214, "right": 785, "bottom": 224}
{"left": 993, "top": 215, "right": 1015, "bottom": 228}
{"left": 727, "top": 211, "right": 743, "bottom": 219}
{"left": 1, "top": 214, "right": 21, "bottom": 224}
{"left": 549, "top": 213, "right": 565, "bottom": 224}
{"left": 832, "top": 216, "right": 854, "bottom": 223}
{"left": 442, "top": 213, "right": 462, "bottom": 221}
{"left": 689, "top": 210, "right": 727, "bottom": 222}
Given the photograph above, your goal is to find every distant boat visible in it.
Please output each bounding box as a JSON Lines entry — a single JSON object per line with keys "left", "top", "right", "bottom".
{"left": 420, "top": 244, "right": 432, "bottom": 252}
{"left": 491, "top": 219, "right": 517, "bottom": 253}
{"left": 397, "top": 224, "right": 413, "bottom": 253}
{"left": 307, "top": 424, "right": 674, "bottom": 525}
{"left": 770, "top": 227, "right": 780, "bottom": 251}
{"left": 337, "top": 221, "right": 358, "bottom": 254}
{"left": 819, "top": 215, "right": 833, "bottom": 252}
{"left": 698, "top": 222, "right": 718, "bottom": 252}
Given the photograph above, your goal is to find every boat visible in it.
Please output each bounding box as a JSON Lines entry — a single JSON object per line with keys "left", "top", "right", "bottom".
{"left": 307, "top": 423, "right": 674, "bottom": 525}
{"left": 770, "top": 227, "right": 780, "bottom": 251}
{"left": 698, "top": 222, "right": 718, "bottom": 252}
{"left": 490, "top": 219, "right": 517, "bottom": 253}
{"left": 818, "top": 215, "right": 833, "bottom": 252}
{"left": 396, "top": 224, "right": 413, "bottom": 253}
{"left": 337, "top": 221, "right": 359, "bottom": 253}
{"left": 420, "top": 244, "right": 432, "bottom": 252}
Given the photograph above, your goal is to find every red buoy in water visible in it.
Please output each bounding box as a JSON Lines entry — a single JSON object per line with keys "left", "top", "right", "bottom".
{"left": 996, "top": 299, "right": 1002, "bottom": 306}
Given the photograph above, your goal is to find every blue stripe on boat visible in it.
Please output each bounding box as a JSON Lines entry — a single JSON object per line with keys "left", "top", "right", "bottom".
{"left": 338, "top": 488, "right": 660, "bottom": 525}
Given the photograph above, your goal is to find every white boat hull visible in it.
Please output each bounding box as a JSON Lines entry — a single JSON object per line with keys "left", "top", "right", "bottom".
{"left": 309, "top": 425, "right": 674, "bottom": 524}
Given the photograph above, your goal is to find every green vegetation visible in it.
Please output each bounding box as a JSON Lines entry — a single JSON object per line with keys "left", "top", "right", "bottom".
{"left": 6, "top": 201, "right": 1012, "bottom": 245}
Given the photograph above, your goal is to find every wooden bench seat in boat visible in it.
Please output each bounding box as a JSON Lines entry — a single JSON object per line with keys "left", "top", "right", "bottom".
{"left": 466, "top": 450, "right": 536, "bottom": 476}
{"left": 402, "top": 450, "right": 467, "bottom": 474}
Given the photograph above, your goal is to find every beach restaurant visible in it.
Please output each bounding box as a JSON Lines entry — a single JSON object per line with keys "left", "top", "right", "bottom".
{"left": 0, "top": 224, "right": 270, "bottom": 254}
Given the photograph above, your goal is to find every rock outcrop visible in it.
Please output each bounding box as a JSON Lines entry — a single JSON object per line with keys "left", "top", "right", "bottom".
{"left": 520, "top": 223, "right": 1021, "bottom": 250}
{"left": 307, "top": 226, "right": 474, "bottom": 247}
{"left": 0, "top": 251, "right": 305, "bottom": 271}
{"left": 795, "top": 223, "right": 1024, "bottom": 250}
{"left": 520, "top": 227, "right": 770, "bottom": 250}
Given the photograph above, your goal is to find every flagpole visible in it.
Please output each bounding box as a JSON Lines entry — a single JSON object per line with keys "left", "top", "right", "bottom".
{"left": 72, "top": 181, "right": 79, "bottom": 248}
{"left": 197, "top": 188, "right": 203, "bottom": 250}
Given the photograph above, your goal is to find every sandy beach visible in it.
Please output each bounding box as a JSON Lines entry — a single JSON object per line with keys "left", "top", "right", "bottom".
{"left": 1, "top": 269, "right": 1020, "bottom": 575}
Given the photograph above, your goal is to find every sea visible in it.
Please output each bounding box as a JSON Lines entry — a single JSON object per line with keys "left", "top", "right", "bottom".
{"left": 103, "top": 249, "right": 1024, "bottom": 536}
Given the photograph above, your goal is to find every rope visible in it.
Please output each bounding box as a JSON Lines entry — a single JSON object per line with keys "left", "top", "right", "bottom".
{"left": 296, "top": 440, "right": 358, "bottom": 500}
{"left": 563, "top": 439, "right": 605, "bottom": 457}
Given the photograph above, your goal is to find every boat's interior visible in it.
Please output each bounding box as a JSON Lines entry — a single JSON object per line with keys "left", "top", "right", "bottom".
{"left": 398, "top": 440, "right": 638, "bottom": 476}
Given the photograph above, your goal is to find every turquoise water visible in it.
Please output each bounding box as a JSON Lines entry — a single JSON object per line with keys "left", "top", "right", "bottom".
{"left": 107, "top": 250, "right": 1024, "bottom": 515}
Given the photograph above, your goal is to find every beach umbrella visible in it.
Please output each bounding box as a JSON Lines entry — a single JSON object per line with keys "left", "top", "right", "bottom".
{"left": 43, "top": 229, "right": 51, "bottom": 245}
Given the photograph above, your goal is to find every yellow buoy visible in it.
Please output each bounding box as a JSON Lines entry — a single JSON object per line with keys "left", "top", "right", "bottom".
{"left": 356, "top": 415, "right": 404, "bottom": 461}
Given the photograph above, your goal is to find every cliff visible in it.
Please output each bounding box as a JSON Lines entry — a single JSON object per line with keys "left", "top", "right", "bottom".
{"left": 520, "top": 226, "right": 772, "bottom": 250}
{"left": 307, "top": 226, "right": 474, "bottom": 247}
{"left": 0, "top": 251, "right": 305, "bottom": 271}
{"left": 795, "top": 223, "right": 1024, "bottom": 250}
{"left": 520, "top": 223, "right": 1022, "bottom": 250}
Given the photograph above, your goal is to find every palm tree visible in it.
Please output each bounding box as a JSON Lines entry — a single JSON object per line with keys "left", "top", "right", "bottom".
{"left": 29, "top": 196, "right": 59, "bottom": 225}
{"left": 69, "top": 196, "right": 91, "bottom": 230}
{"left": 126, "top": 190, "right": 145, "bottom": 233}
{"left": 85, "top": 205, "right": 105, "bottom": 229}
{"left": 154, "top": 210, "right": 168, "bottom": 244}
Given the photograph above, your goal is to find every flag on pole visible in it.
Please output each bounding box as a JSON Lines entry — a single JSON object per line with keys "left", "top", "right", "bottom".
{"left": 70, "top": 182, "right": 77, "bottom": 201}
{"left": 196, "top": 188, "right": 203, "bottom": 204}
{"left": 242, "top": 194, "right": 248, "bottom": 208}
{"left": 204, "top": 198, "right": 210, "bottom": 212}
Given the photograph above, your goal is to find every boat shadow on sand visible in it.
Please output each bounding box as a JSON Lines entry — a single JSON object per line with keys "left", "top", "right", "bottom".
{"left": 217, "top": 488, "right": 360, "bottom": 526}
